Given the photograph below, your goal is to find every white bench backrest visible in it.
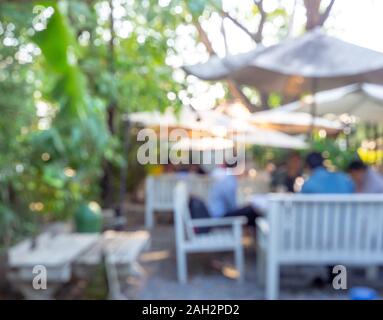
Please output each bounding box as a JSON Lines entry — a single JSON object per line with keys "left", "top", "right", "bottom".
{"left": 147, "top": 174, "right": 269, "bottom": 211}
{"left": 146, "top": 174, "right": 181, "bottom": 210}
{"left": 146, "top": 174, "right": 214, "bottom": 210}
{"left": 174, "top": 182, "right": 196, "bottom": 242}
{"left": 268, "top": 194, "right": 383, "bottom": 262}
{"left": 188, "top": 175, "right": 215, "bottom": 200}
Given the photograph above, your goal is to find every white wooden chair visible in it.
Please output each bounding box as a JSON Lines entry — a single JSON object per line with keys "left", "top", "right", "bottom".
{"left": 145, "top": 173, "right": 268, "bottom": 229}
{"left": 173, "top": 182, "right": 246, "bottom": 283}
{"left": 256, "top": 194, "right": 383, "bottom": 300}
{"left": 145, "top": 174, "right": 213, "bottom": 229}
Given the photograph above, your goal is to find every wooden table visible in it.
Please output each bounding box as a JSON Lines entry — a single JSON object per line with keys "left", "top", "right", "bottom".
{"left": 8, "top": 233, "right": 99, "bottom": 299}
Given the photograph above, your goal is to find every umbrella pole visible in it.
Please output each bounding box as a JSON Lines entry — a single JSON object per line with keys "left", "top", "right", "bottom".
{"left": 309, "top": 78, "right": 318, "bottom": 142}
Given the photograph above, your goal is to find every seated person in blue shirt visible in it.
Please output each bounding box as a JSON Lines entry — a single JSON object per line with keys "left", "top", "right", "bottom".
{"left": 301, "top": 152, "right": 354, "bottom": 286}
{"left": 347, "top": 160, "right": 383, "bottom": 193}
{"left": 207, "top": 162, "right": 260, "bottom": 227}
{"left": 301, "top": 152, "right": 355, "bottom": 194}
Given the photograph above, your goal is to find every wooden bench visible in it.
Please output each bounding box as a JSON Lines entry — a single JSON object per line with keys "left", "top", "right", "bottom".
{"left": 256, "top": 194, "right": 383, "bottom": 299}
{"left": 173, "top": 182, "right": 246, "bottom": 283}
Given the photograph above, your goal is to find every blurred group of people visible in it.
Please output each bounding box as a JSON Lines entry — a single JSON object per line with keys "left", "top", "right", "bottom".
{"left": 196, "top": 151, "right": 383, "bottom": 228}
{"left": 271, "top": 151, "right": 383, "bottom": 195}
{"left": 167, "top": 150, "right": 383, "bottom": 229}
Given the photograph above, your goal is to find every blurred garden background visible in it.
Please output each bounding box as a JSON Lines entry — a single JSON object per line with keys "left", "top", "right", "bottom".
{"left": 2, "top": 0, "right": 383, "bottom": 300}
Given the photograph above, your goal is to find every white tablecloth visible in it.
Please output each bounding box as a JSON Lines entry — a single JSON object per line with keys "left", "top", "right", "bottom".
{"left": 249, "top": 194, "right": 271, "bottom": 213}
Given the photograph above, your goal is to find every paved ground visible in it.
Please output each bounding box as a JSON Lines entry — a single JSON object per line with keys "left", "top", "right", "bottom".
{"left": 121, "top": 207, "right": 383, "bottom": 300}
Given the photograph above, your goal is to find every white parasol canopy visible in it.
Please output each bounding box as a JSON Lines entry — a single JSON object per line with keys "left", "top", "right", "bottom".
{"left": 128, "top": 107, "right": 308, "bottom": 149}
{"left": 183, "top": 28, "right": 383, "bottom": 96}
{"left": 276, "top": 84, "right": 383, "bottom": 124}
{"left": 250, "top": 109, "right": 343, "bottom": 134}
{"left": 171, "top": 137, "right": 234, "bottom": 151}
{"left": 234, "top": 129, "right": 308, "bottom": 149}
{"left": 213, "top": 100, "right": 343, "bottom": 135}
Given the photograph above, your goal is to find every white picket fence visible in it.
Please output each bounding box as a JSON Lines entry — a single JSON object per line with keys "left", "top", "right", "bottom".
{"left": 256, "top": 194, "right": 383, "bottom": 299}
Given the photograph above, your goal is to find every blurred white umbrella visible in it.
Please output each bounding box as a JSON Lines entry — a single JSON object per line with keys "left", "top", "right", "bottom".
{"left": 127, "top": 108, "right": 211, "bottom": 134}
{"left": 234, "top": 128, "right": 308, "bottom": 150}
{"left": 183, "top": 29, "right": 383, "bottom": 95}
{"left": 129, "top": 106, "right": 308, "bottom": 149}
{"left": 172, "top": 137, "right": 234, "bottom": 151}
{"left": 278, "top": 83, "right": 383, "bottom": 124}
{"left": 128, "top": 110, "right": 178, "bottom": 126}
{"left": 184, "top": 29, "right": 383, "bottom": 134}
{"left": 202, "top": 109, "right": 309, "bottom": 149}
{"left": 212, "top": 100, "right": 343, "bottom": 135}
{"left": 197, "top": 109, "right": 258, "bottom": 136}
{"left": 250, "top": 109, "right": 343, "bottom": 135}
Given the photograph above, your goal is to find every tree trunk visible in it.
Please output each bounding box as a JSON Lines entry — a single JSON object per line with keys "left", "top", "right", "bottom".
{"left": 304, "top": 0, "right": 322, "bottom": 30}
{"left": 101, "top": 0, "right": 118, "bottom": 207}
{"left": 304, "top": 0, "right": 336, "bottom": 30}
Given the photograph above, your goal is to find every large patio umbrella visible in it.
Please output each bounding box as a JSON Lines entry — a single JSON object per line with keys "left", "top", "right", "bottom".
{"left": 172, "top": 130, "right": 307, "bottom": 151}
{"left": 129, "top": 108, "right": 307, "bottom": 149}
{"left": 233, "top": 128, "right": 308, "bottom": 149}
{"left": 197, "top": 108, "right": 308, "bottom": 148}
{"left": 276, "top": 83, "right": 383, "bottom": 124}
{"left": 127, "top": 109, "right": 212, "bottom": 137}
{"left": 184, "top": 28, "right": 383, "bottom": 135}
{"left": 250, "top": 110, "right": 343, "bottom": 135}
{"left": 172, "top": 137, "right": 234, "bottom": 151}
{"left": 183, "top": 28, "right": 383, "bottom": 96}
{"left": 212, "top": 100, "right": 343, "bottom": 135}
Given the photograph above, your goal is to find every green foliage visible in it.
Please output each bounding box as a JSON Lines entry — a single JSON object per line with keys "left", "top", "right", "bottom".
{"left": 0, "top": 1, "right": 114, "bottom": 247}
{"left": 0, "top": 0, "right": 318, "bottom": 250}
{"left": 251, "top": 145, "right": 302, "bottom": 168}
{"left": 311, "top": 133, "right": 357, "bottom": 171}
{"left": 268, "top": 93, "right": 283, "bottom": 108}
{"left": 66, "top": 0, "right": 184, "bottom": 114}
{"left": 27, "top": 2, "right": 112, "bottom": 217}
{"left": 0, "top": 0, "right": 189, "bottom": 247}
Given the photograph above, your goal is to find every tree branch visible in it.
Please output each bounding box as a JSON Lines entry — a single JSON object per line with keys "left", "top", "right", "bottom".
{"left": 221, "top": 11, "right": 258, "bottom": 42}
{"left": 319, "top": 0, "right": 336, "bottom": 26}
{"left": 304, "top": 0, "right": 335, "bottom": 30}
{"left": 227, "top": 81, "right": 256, "bottom": 112}
{"left": 193, "top": 18, "right": 255, "bottom": 112}
{"left": 220, "top": 16, "right": 229, "bottom": 54}
{"left": 253, "top": 0, "right": 266, "bottom": 43}
{"left": 193, "top": 20, "right": 216, "bottom": 55}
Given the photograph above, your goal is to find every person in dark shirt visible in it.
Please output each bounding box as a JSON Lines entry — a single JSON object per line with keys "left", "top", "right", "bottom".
{"left": 271, "top": 151, "right": 303, "bottom": 193}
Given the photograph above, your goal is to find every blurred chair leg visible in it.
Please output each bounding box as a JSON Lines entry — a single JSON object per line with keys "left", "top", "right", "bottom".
{"left": 235, "top": 245, "right": 245, "bottom": 283}
{"left": 145, "top": 206, "right": 154, "bottom": 229}
{"left": 255, "top": 247, "right": 265, "bottom": 287}
{"left": 177, "top": 249, "right": 187, "bottom": 284}
{"left": 266, "top": 261, "right": 279, "bottom": 300}
{"left": 366, "top": 266, "right": 379, "bottom": 281}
